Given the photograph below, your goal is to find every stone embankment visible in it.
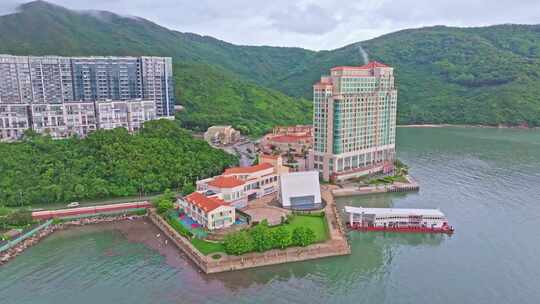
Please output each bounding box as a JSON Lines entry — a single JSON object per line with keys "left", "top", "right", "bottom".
{"left": 0, "top": 214, "right": 144, "bottom": 266}
{"left": 150, "top": 188, "right": 351, "bottom": 274}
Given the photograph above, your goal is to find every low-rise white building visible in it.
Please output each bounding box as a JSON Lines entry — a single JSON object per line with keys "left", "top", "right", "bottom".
{"left": 196, "top": 162, "right": 280, "bottom": 209}
{"left": 178, "top": 192, "right": 236, "bottom": 230}
{"left": 279, "top": 171, "right": 322, "bottom": 209}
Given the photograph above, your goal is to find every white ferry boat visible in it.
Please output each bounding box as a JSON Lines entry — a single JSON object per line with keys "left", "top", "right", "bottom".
{"left": 344, "top": 206, "right": 454, "bottom": 234}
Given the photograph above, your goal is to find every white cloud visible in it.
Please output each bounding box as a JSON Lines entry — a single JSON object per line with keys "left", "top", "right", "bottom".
{"left": 1, "top": 0, "right": 539, "bottom": 50}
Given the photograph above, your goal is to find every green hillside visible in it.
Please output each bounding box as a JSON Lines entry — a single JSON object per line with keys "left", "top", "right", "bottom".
{"left": 174, "top": 62, "right": 312, "bottom": 135}
{"left": 285, "top": 26, "right": 540, "bottom": 126}
{"left": 1, "top": 1, "right": 539, "bottom": 128}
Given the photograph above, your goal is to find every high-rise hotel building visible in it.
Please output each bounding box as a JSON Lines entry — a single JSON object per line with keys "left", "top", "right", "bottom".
{"left": 0, "top": 55, "right": 174, "bottom": 141}
{"left": 313, "top": 61, "right": 397, "bottom": 182}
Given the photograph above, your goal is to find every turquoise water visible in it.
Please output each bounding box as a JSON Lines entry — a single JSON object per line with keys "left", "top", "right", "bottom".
{"left": 1, "top": 127, "right": 540, "bottom": 304}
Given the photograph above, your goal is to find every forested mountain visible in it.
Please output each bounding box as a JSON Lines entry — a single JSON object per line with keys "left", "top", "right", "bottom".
{"left": 1, "top": 1, "right": 539, "bottom": 129}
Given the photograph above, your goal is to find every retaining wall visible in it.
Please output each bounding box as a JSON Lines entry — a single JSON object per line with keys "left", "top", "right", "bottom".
{"left": 149, "top": 194, "right": 351, "bottom": 274}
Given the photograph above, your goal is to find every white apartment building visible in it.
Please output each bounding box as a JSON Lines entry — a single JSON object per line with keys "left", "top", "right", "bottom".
{"left": 0, "top": 54, "right": 174, "bottom": 141}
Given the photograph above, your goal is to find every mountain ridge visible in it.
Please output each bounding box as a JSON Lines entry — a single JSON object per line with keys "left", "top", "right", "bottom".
{"left": 1, "top": 1, "right": 539, "bottom": 128}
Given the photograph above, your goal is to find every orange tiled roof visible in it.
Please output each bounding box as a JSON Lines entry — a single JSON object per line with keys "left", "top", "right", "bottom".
{"left": 185, "top": 192, "right": 228, "bottom": 212}
{"left": 269, "top": 134, "right": 311, "bottom": 143}
{"left": 208, "top": 175, "right": 245, "bottom": 188}
{"left": 261, "top": 154, "right": 280, "bottom": 159}
{"left": 224, "top": 162, "right": 274, "bottom": 175}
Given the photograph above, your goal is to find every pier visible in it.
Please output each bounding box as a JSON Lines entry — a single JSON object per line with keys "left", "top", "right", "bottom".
{"left": 332, "top": 175, "right": 420, "bottom": 197}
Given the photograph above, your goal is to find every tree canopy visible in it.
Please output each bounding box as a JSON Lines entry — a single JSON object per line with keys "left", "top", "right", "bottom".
{"left": 0, "top": 120, "right": 238, "bottom": 207}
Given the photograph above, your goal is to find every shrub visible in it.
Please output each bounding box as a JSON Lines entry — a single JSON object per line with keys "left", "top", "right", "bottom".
{"left": 181, "top": 182, "right": 195, "bottom": 196}
{"left": 223, "top": 231, "right": 253, "bottom": 255}
{"left": 0, "top": 206, "right": 10, "bottom": 217}
{"left": 249, "top": 220, "right": 273, "bottom": 252}
{"left": 211, "top": 254, "right": 222, "bottom": 260}
{"left": 272, "top": 226, "right": 291, "bottom": 249}
{"left": 52, "top": 218, "right": 64, "bottom": 225}
{"left": 131, "top": 209, "right": 148, "bottom": 216}
{"left": 3, "top": 209, "right": 33, "bottom": 227}
{"left": 291, "top": 227, "right": 316, "bottom": 247}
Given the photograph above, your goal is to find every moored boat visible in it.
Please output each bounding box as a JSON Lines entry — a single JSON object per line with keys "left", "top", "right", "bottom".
{"left": 344, "top": 206, "right": 454, "bottom": 234}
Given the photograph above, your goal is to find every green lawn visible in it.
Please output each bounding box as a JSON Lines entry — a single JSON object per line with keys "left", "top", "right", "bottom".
{"left": 191, "top": 238, "right": 225, "bottom": 255}
{"left": 190, "top": 214, "right": 329, "bottom": 256}
{"left": 368, "top": 175, "right": 408, "bottom": 185}
{"left": 272, "top": 214, "right": 329, "bottom": 243}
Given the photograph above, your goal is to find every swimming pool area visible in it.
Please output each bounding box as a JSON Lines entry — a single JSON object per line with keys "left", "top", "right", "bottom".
{"left": 168, "top": 210, "right": 208, "bottom": 238}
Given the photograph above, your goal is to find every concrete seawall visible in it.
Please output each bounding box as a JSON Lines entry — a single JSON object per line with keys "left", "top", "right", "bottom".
{"left": 148, "top": 211, "right": 210, "bottom": 272}
{"left": 149, "top": 189, "right": 351, "bottom": 274}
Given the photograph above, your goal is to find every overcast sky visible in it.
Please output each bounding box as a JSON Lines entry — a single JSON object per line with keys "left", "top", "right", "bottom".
{"left": 1, "top": 0, "right": 540, "bottom": 50}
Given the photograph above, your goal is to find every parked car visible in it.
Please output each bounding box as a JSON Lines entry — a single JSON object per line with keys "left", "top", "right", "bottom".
{"left": 67, "top": 202, "right": 80, "bottom": 208}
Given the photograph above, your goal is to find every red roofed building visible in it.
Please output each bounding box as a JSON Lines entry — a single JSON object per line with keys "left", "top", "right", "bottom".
{"left": 196, "top": 160, "right": 280, "bottom": 209}
{"left": 208, "top": 176, "right": 245, "bottom": 188}
{"left": 223, "top": 162, "right": 273, "bottom": 175}
{"left": 178, "top": 192, "right": 235, "bottom": 230}
{"left": 260, "top": 125, "right": 314, "bottom": 172}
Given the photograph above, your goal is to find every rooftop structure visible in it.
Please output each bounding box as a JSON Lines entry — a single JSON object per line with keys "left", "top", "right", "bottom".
{"left": 271, "top": 125, "right": 312, "bottom": 136}
{"left": 207, "top": 176, "right": 245, "bottom": 188}
{"left": 279, "top": 171, "right": 322, "bottom": 210}
{"left": 344, "top": 206, "right": 445, "bottom": 218}
{"left": 313, "top": 61, "right": 397, "bottom": 181}
{"left": 223, "top": 162, "right": 274, "bottom": 175}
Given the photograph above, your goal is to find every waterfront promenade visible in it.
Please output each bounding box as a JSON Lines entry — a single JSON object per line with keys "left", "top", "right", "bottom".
{"left": 332, "top": 175, "right": 420, "bottom": 197}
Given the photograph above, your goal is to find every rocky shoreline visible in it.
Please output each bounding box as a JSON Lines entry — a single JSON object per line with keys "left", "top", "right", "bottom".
{"left": 0, "top": 214, "right": 145, "bottom": 266}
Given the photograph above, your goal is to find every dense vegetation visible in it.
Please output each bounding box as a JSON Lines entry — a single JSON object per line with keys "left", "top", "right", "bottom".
{"left": 1, "top": 2, "right": 539, "bottom": 129}
{"left": 0, "top": 120, "right": 237, "bottom": 207}
{"left": 223, "top": 215, "right": 325, "bottom": 255}
{"left": 0, "top": 209, "right": 34, "bottom": 230}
